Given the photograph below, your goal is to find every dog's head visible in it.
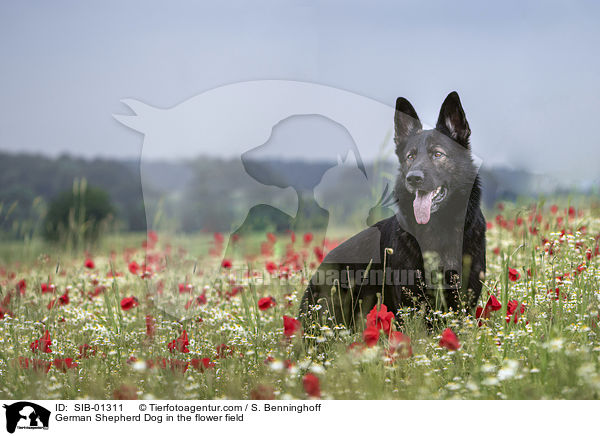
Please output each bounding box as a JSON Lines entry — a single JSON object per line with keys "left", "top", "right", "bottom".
{"left": 394, "top": 92, "right": 477, "bottom": 225}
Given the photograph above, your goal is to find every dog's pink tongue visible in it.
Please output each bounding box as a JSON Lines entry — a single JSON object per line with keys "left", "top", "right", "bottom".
{"left": 413, "top": 191, "right": 435, "bottom": 224}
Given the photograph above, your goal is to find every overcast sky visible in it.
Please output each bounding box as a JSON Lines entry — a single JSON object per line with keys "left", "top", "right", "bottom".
{"left": 1, "top": 1, "right": 599, "bottom": 182}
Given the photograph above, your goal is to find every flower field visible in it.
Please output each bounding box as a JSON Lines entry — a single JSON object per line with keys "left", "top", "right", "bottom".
{"left": 1, "top": 199, "right": 600, "bottom": 400}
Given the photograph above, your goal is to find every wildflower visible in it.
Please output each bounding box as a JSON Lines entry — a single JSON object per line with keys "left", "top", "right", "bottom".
{"left": 303, "top": 373, "right": 321, "bottom": 398}
{"left": 84, "top": 258, "right": 95, "bottom": 269}
{"left": 283, "top": 315, "right": 301, "bottom": 337}
{"left": 388, "top": 331, "right": 412, "bottom": 359}
{"left": 221, "top": 259, "right": 233, "bottom": 269}
{"left": 303, "top": 233, "right": 313, "bottom": 244}
{"left": 267, "top": 233, "right": 277, "bottom": 244}
{"left": 185, "top": 294, "right": 207, "bottom": 309}
{"left": 363, "top": 326, "right": 380, "bottom": 347}
{"left": 145, "top": 315, "right": 156, "bottom": 337}
{"left": 53, "top": 358, "right": 78, "bottom": 372}
{"left": 16, "top": 279, "right": 26, "bottom": 295}
{"left": 40, "top": 283, "right": 55, "bottom": 294}
{"left": 120, "top": 296, "right": 138, "bottom": 311}
{"left": 487, "top": 295, "right": 502, "bottom": 311}
{"left": 167, "top": 330, "right": 190, "bottom": 353}
{"left": 190, "top": 358, "right": 215, "bottom": 372}
{"left": 31, "top": 359, "right": 51, "bottom": 373}
{"left": 314, "top": 247, "right": 325, "bottom": 263}
{"left": 78, "top": 344, "right": 96, "bottom": 359}
{"left": 178, "top": 283, "right": 193, "bottom": 294}
{"left": 265, "top": 261, "right": 278, "bottom": 274}
{"left": 366, "top": 304, "right": 395, "bottom": 333}
{"left": 168, "top": 359, "right": 189, "bottom": 373}
{"left": 508, "top": 268, "right": 520, "bottom": 281}
{"left": 30, "top": 330, "right": 52, "bottom": 353}
{"left": 506, "top": 300, "right": 526, "bottom": 323}
{"left": 216, "top": 343, "right": 235, "bottom": 358}
{"left": 439, "top": 328, "right": 460, "bottom": 351}
{"left": 128, "top": 261, "right": 140, "bottom": 275}
{"left": 214, "top": 232, "right": 225, "bottom": 244}
{"left": 258, "top": 296, "right": 276, "bottom": 311}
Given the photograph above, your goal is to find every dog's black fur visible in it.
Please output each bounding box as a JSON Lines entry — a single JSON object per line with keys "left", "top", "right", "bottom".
{"left": 299, "top": 92, "right": 486, "bottom": 329}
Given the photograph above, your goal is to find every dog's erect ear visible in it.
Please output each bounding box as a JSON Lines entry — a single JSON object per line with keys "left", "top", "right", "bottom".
{"left": 394, "top": 97, "right": 422, "bottom": 146}
{"left": 436, "top": 91, "right": 471, "bottom": 147}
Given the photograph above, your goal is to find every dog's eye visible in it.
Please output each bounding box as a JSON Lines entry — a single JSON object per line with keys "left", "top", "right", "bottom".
{"left": 433, "top": 151, "right": 444, "bottom": 158}
{"left": 406, "top": 153, "right": 415, "bottom": 161}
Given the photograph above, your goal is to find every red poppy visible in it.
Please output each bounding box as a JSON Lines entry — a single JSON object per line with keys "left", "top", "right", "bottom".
{"left": 178, "top": 283, "right": 192, "bottom": 293}
{"left": 363, "top": 325, "right": 380, "bottom": 347}
{"left": 167, "top": 330, "right": 190, "bottom": 353}
{"left": 550, "top": 204, "right": 558, "bottom": 214}
{"left": 261, "top": 242, "right": 273, "bottom": 257}
{"left": 40, "top": 283, "right": 55, "bottom": 294}
{"left": 214, "top": 232, "right": 224, "bottom": 244}
{"left": 267, "top": 233, "right": 277, "bottom": 244}
{"left": 314, "top": 247, "right": 325, "bottom": 263}
{"left": 506, "top": 300, "right": 526, "bottom": 323}
{"left": 439, "top": 328, "right": 460, "bottom": 351}
{"left": 508, "top": 268, "right": 520, "bottom": 281}
{"left": 547, "top": 288, "right": 567, "bottom": 301}
{"left": 145, "top": 315, "right": 156, "bottom": 337}
{"left": 265, "top": 261, "right": 278, "bottom": 274}
{"left": 90, "top": 286, "right": 105, "bottom": 298}
{"left": 78, "top": 344, "right": 96, "bottom": 359}
{"left": 147, "top": 230, "right": 158, "bottom": 244}
{"left": 30, "top": 330, "right": 52, "bottom": 353}
{"left": 221, "top": 259, "right": 233, "bottom": 269}
{"left": 84, "top": 258, "right": 95, "bottom": 269}
{"left": 185, "top": 294, "right": 207, "bottom": 309}
{"left": 283, "top": 315, "right": 301, "bottom": 337}
{"left": 302, "top": 373, "right": 321, "bottom": 398}
{"left": 168, "top": 359, "right": 189, "bottom": 373}
{"left": 53, "top": 358, "right": 78, "bottom": 372}
{"left": 120, "top": 296, "right": 138, "bottom": 311}
{"left": 366, "top": 304, "right": 395, "bottom": 333}
{"left": 59, "top": 290, "right": 69, "bottom": 305}
{"left": 31, "top": 359, "right": 51, "bottom": 373}
{"left": 258, "top": 296, "right": 276, "bottom": 311}
{"left": 190, "top": 357, "right": 215, "bottom": 372}
{"left": 17, "top": 358, "right": 51, "bottom": 373}
{"left": 388, "top": 331, "right": 412, "bottom": 358}
{"left": 303, "top": 233, "right": 314, "bottom": 244}
{"left": 16, "top": 279, "right": 26, "bottom": 295}
{"left": 487, "top": 294, "right": 502, "bottom": 311}
{"left": 216, "top": 343, "right": 234, "bottom": 358}
{"left": 128, "top": 261, "right": 140, "bottom": 275}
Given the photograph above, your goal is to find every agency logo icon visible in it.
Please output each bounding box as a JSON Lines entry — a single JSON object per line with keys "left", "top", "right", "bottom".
{"left": 2, "top": 402, "right": 50, "bottom": 434}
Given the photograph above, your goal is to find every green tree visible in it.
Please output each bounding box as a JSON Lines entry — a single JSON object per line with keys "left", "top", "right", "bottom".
{"left": 43, "top": 178, "right": 114, "bottom": 246}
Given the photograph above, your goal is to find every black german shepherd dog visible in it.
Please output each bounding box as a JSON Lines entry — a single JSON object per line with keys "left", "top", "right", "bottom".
{"left": 299, "top": 92, "right": 486, "bottom": 330}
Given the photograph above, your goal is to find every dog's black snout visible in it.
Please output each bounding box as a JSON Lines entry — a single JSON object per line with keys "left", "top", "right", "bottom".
{"left": 406, "top": 170, "right": 424, "bottom": 186}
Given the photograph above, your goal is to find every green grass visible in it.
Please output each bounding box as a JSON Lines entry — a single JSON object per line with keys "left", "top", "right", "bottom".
{"left": 1, "top": 198, "right": 600, "bottom": 399}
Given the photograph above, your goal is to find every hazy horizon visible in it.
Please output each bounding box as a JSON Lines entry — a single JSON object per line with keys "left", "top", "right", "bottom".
{"left": 1, "top": 1, "right": 600, "bottom": 184}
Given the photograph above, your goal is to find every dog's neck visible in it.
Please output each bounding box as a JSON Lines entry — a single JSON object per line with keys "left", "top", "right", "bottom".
{"left": 394, "top": 177, "right": 481, "bottom": 286}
